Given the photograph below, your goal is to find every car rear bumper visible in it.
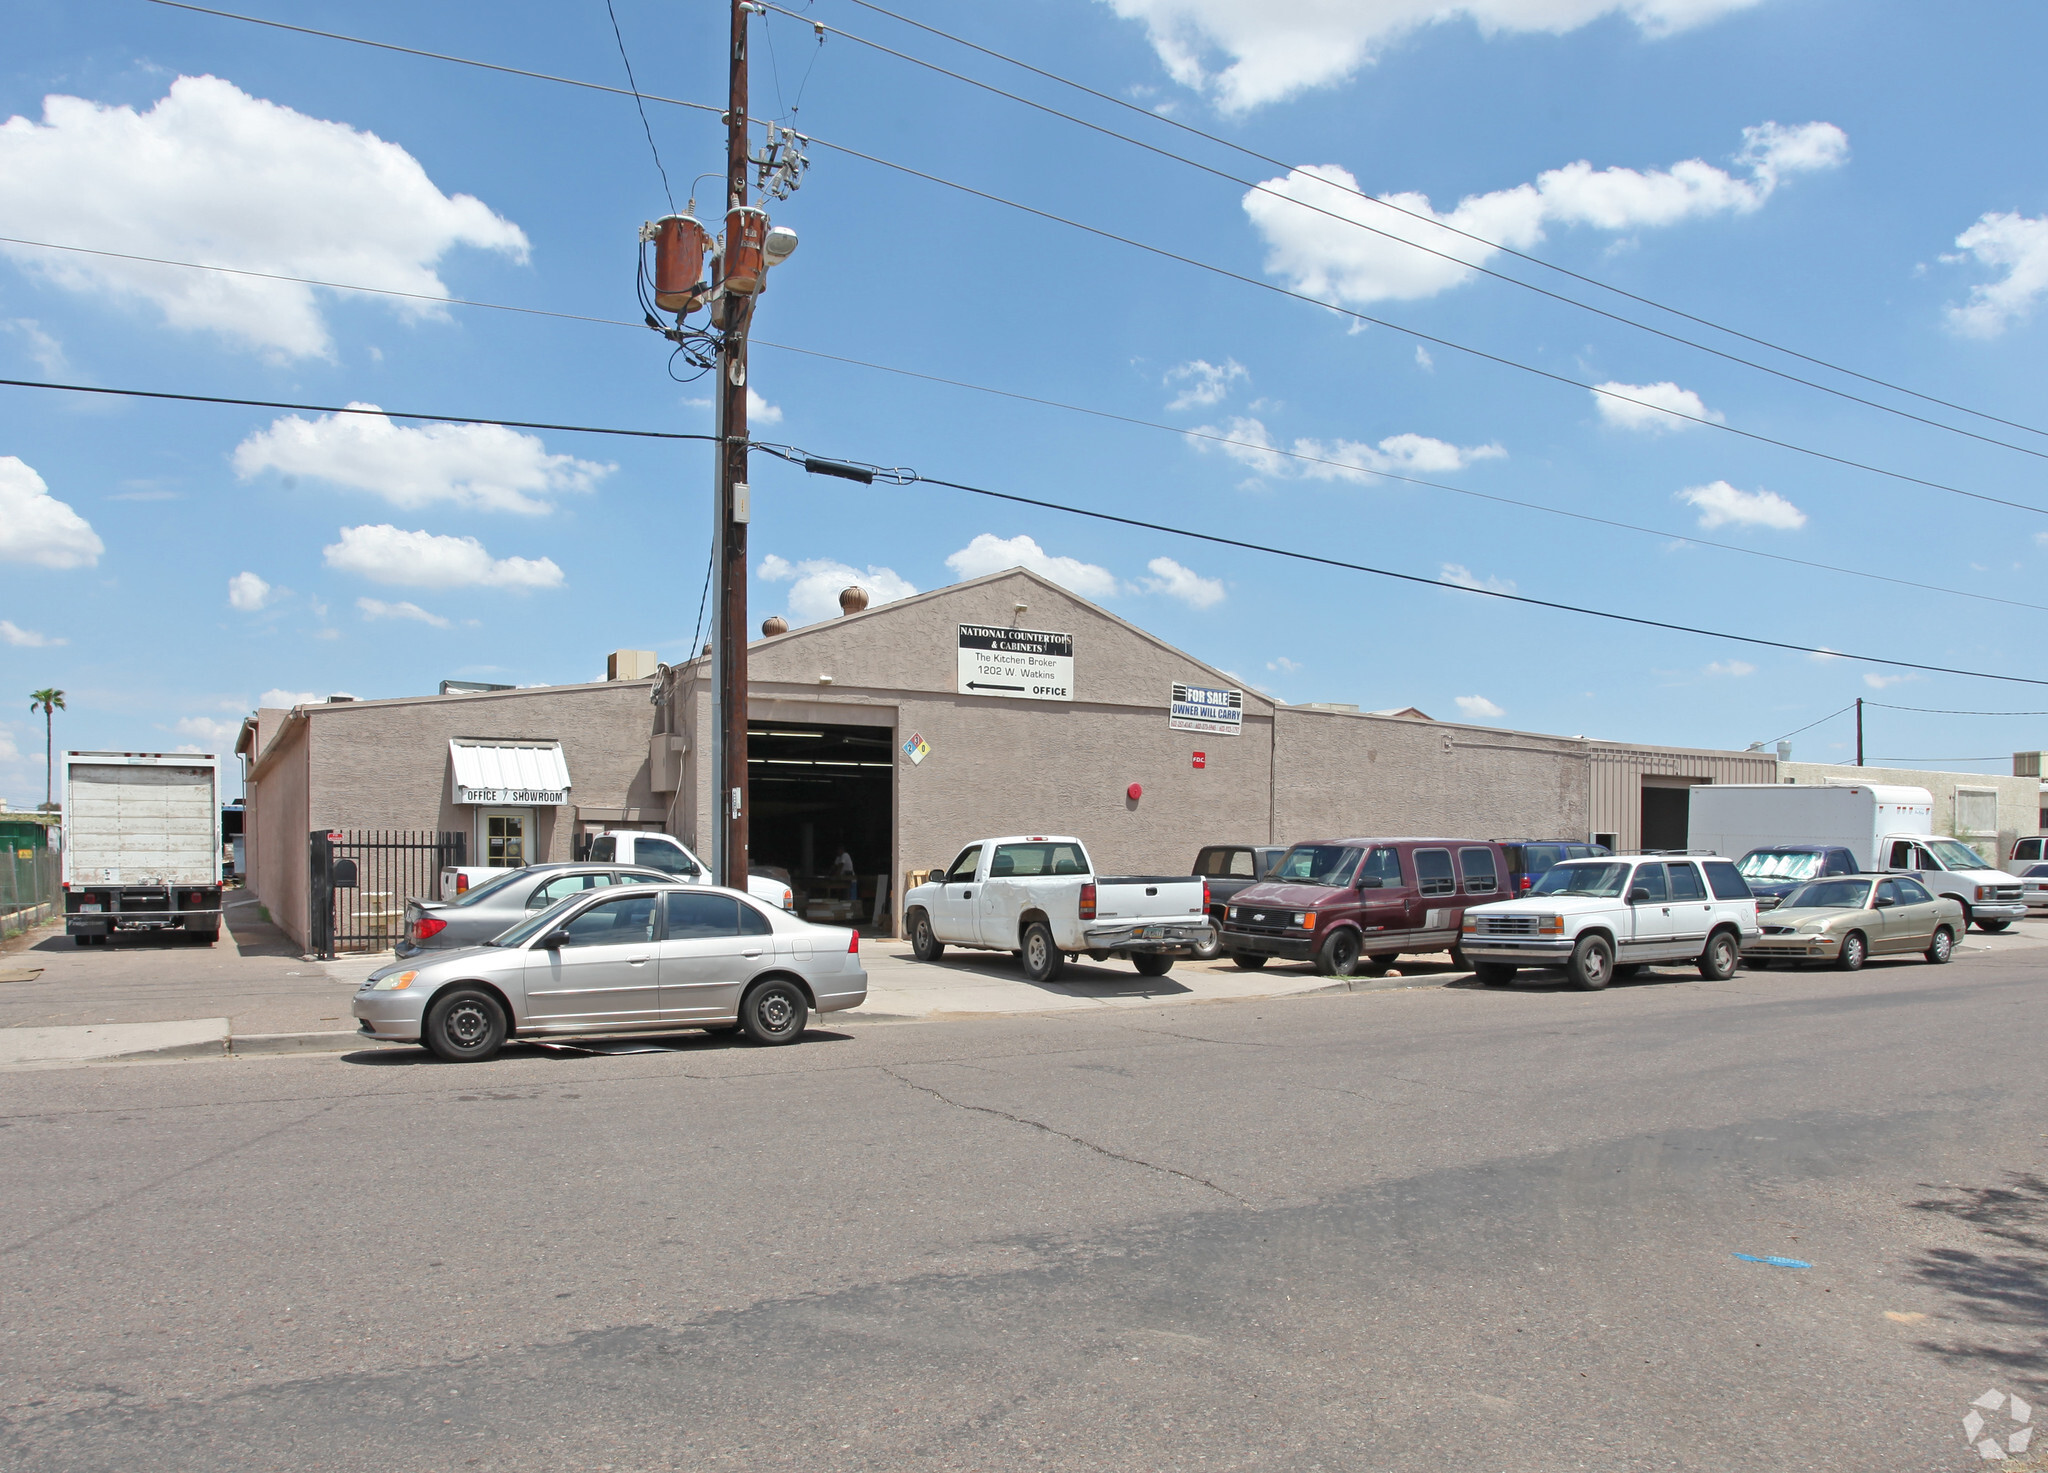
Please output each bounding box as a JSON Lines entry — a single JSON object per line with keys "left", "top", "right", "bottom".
{"left": 812, "top": 968, "right": 868, "bottom": 1013}
{"left": 1086, "top": 921, "right": 1215, "bottom": 954}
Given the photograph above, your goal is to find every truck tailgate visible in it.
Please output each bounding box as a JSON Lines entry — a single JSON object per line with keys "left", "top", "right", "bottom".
{"left": 1094, "top": 875, "right": 1206, "bottom": 921}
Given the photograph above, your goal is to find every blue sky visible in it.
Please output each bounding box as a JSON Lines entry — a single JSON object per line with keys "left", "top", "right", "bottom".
{"left": 5, "top": 0, "right": 2048, "bottom": 806}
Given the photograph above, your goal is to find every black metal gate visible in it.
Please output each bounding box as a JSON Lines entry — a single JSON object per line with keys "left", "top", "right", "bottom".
{"left": 310, "top": 829, "right": 466, "bottom": 959}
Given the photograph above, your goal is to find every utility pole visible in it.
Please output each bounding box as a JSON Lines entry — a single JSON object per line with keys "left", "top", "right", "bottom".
{"left": 1855, "top": 697, "right": 1864, "bottom": 767}
{"left": 711, "top": 0, "right": 752, "bottom": 890}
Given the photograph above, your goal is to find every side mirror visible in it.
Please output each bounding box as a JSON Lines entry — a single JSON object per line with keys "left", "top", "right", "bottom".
{"left": 1875, "top": 897, "right": 1895, "bottom": 908}
{"left": 1628, "top": 887, "right": 1651, "bottom": 903}
{"left": 1357, "top": 876, "right": 1382, "bottom": 889}
{"left": 539, "top": 928, "right": 569, "bottom": 949}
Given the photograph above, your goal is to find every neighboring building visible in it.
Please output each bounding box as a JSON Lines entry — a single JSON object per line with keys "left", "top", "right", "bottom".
{"left": 240, "top": 567, "right": 1776, "bottom": 949}
{"left": 1778, "top": 760, "right": 2037, "bottom": 866}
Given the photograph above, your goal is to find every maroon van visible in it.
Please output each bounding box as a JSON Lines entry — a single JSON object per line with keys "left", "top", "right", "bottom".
{"left": 1218, "top": 837, "right": 1508, "bottom": 976}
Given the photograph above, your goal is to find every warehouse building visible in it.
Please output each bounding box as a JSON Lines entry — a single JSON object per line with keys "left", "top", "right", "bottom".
{"left": 239, "top": 567, "right": 1777, "bottom": 950}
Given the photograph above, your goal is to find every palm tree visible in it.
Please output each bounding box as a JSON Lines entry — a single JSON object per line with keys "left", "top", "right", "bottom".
{"left": 29, "top": 689, "right": 64, "bottom": 811}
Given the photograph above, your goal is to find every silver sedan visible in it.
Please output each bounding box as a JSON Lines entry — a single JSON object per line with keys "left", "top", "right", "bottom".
{"left": 355, "top": 883, "right": 867, "bottom": 1060}
{"left": 397, "top": 863, "right": 674, "bottom": 956}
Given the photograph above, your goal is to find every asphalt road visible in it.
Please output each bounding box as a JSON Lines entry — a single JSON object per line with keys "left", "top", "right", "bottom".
{"left": 1, "top": 954, "right": 2042, "bottom": 1471}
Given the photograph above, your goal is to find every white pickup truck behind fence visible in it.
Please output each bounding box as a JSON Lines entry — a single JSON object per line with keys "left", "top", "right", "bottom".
{"left": 902, "top": 835, "right": 1211, "bottom": 982}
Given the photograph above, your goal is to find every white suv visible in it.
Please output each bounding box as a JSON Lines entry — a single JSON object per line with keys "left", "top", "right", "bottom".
{"left": 1460, "top": 855, "right": 1760, "bottom": 990}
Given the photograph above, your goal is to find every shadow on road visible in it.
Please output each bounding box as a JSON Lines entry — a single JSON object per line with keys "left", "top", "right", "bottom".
{"left": 339, "top": 1029, "right": 856, "bottom": 1066}
{"left": 1903, "top": 1173, "right": 2048, "bottom": 1386}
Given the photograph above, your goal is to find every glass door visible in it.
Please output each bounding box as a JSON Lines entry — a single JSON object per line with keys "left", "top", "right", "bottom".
{"left": 478, "top": 808, "right": 531, "bottom": 867}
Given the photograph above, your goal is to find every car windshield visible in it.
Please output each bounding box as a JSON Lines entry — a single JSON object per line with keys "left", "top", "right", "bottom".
{"left": 1921, "top": 837, "right": 1990, "bottom": 870}
{"left": 1529, "top": 862, "right": 1631, "bottom": 898}
{"left": 488, "top": 894, "right": 586, "bottom": 947}
{"left": 1738, "top": 850, "right": 1823, "bottom": 882}
{"left": 1268, "top": 845, "right": 1362, "bottom": 888}
{"left": 1781, "top": 880, "right": 1874, "bottom": 911}
{"left": 450, "top": 869, "right": 528, "bottom": 907}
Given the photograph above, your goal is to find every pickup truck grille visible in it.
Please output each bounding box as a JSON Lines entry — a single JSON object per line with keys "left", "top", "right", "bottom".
{"left": 1990, "top": 885, "right": 2023, "bottom": 901}
{"left": 1472, "top": 915, "right": 1536, "bottom": 936}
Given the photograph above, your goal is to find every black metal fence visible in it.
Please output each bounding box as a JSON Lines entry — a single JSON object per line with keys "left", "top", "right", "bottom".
{"left": 310, "top": 829, "right": 466, "bottom": 958}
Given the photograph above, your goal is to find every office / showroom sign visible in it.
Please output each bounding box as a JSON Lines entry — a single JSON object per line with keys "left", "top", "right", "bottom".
{"left": 957, "top": 624, "right": 1074, "bottom": 701}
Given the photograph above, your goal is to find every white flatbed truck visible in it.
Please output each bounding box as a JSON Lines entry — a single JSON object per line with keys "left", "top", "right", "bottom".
{"left": 60, "top": 751, "right": 224, "bottom": 945}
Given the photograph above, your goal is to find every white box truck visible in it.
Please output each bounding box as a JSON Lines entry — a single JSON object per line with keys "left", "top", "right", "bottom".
{"left": 1689, "top": 783, "right": 2026, "bottom": 933}
{"left": 60, "top": 751, "right": 223, "bottom": 945}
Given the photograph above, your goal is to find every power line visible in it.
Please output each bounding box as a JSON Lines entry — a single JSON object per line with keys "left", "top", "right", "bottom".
{"left": 0, "top": 376, "right": 720, "bottom": 442}
{"left": 765, "top": 2, "right": 2048, "bottom": 466}
{"left": 603, "top": 0, "right": 676, "bottom": 212}
{"left": 1867, "top": 703, "right": 2048, "bottom": 717}
{"left": 1, "top": 225, "right": 2039, "bottom": 615}
{"left": 1766, "top": 703, "right": 1858, "bottom": 745}
{"left": 747, "top": 336, "right": 2048, "bottom": 617}
{"left": 836, "top": 0, "right": 2048, "bottom": 446}
{"left": 145, "top": 0, "right": 2048, "bottom": 518}
{"left": 755, "top": 444, "right": 2048, "bottom": 688}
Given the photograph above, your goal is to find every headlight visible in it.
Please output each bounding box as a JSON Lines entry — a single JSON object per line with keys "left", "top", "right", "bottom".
{"left": 1975, "top": 885, "right": 1989, "bottom": 902}
{"left": 1536, "top": 915, "right": 1565, "bottom": 935}
{"left": 371, "top": 971, "right": 417, "bottom": 991}
{"left": 1461, "top": 916, "right": 1477, "bottom": 933}
{"left": 1298, "top": 912, "right": 1316, "bottom": 929}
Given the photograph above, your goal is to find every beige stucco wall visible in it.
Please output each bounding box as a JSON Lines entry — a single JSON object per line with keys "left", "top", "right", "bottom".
{"left": 1588, "top": 744, "right": 1782, "bottom": 851}
{"left": 1777, "top": 761, "right": 2038, "bottom": 865}
{"left": 244, "top": 708, "right": 311, "bottom": 947}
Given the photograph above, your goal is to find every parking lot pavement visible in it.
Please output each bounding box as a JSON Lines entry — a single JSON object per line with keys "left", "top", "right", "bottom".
{"left": 0, "top": 897, "right": 364, "bottom": 1043}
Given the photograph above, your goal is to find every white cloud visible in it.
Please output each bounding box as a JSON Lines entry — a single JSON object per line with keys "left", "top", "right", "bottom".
{"left": 174, "top": 716, "right": 240, "bottom": 744}
{"left": 1944, "top": 211, "right": 2048, "bottom": 337}
{"left": 1592, "top": 380, "right": 1723, "bottom": 432}
{"left": 233, "top": 407, "right": 610, "bottom": 516}
{"left": 0, "top": 456, "right": 103, "bottom": 569}
{"left": 227, "top": 571, "right": 274, "bottom": 611}
{"left": 1196, "top": 415, "right": 1504, "bottom": 482}
{"left": 322, "top": 524, "right": 564, "bottom": 589}
{"left": 1677, "top": 479, "right": 1805, "bottom": 531}
{"left": 944, "top": 533, "right": 1122, "bottom": 600}
{"left": 757, "top": 553, "right": 918, "bottom": 627}
{"left": 1439, "top": 562, "right": 1515, "bottom": 594}
{"left": 1, "top": 619, "right": 63, "bottom": 647}
{"left": 4, "top": 318, "right": 66, "bottom": 375}
{"left": 745, "top": 388, "right": 783, "bottom": 425}
{"left": 1164, "top": 357, "right": 1247, "bottom": 411}
{"left": 1268, "top": 655, "right": 1303, "bottom": 673}
{"left": 1454, "top": 694, "right": 1505, "bottom": 719}
{"left": 1414, "top": 344, "right": 1433, "bottom": 371}
{"left": 0, "top": 75, "right": 528, "bottom": 358}
{"left": 1704, "top": 659, "right": 1755, "bottom": 677}
{"left": 258, "top": 688, "right": 321, "bottom": 708}
{"left": 1244, "top": 122, "right": 1845, "bottom": 306}
{"left": 1101, "top": 0, "right": 1766, "bottom": 111}
{"left": 1140, "top": 555, "right": 1226, "bottom": 607}
{"left": 357, "top": 596, "right": 452, "bottom": 628}
{"left": 1863, "top": 671, "right": 1916, "bottom": 690}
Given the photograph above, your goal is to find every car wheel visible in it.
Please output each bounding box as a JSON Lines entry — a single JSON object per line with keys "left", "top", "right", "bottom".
{"left": 1567, "top": 934, "right": 1612, "bottom": 991}
{"left": 423, "top": 987, "right": 509, "bottom": 1063}
{"left": 1314, "top": 928, "right": 1362, "bottom": 977}
{"left": 1132, "top": 952, "right": 1174, "bottom": 977}
{"left": 739, "top": 978, "right": 809, "bottom": 1045}
{"left": 909, "top": 910, "right": 944, "bottom": 962}
{"left": 1229, "top": 953, "right": 1268, "bottom": 970}
{"left": 1974, "top": 919, "right": 2011, "bottom": 934}
{"left": 1925, "top": 926, "right": 1955, "bottom": 965}
{"left": 1020, "top": 922, "right": 1065, "bottom": 983}
{"left": 1191, "top": 923, "right": 1224, "bottom": 962}
{"left": 1835, "top": 931, "right": 1867, "bottom": 971}
{"left": 1474, "top": 963, "right": 1516, "bottom": 988}
{"left": 1697, "top": 931, "right": 1739, "bottom": 981}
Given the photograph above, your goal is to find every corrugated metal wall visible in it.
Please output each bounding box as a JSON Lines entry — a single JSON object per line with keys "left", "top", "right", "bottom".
{"left": 1588, "top": 745, "right": 1780, "bottom": 851}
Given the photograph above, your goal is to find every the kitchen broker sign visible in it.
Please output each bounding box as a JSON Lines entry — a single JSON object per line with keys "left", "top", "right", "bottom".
{"left": 957, "top": 624, "right": 1074, "bottom": 701}
{"left": 1170, "top": 682, "right": 1243, "bottom": 735}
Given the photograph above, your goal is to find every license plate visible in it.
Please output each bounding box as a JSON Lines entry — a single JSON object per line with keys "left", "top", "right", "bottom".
{"left": 79, "top": 904, "right": 101, "bottom": 913}
{"left": 1141, "top": 926, "right": 1166, "bottom": 939}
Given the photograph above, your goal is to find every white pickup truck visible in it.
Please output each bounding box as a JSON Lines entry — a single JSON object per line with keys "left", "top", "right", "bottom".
{"left": 902, "top": 835, "right": 1212, "bottom": 983}
{"left": 440, "top": 830, "right": 794, "bottom": 911}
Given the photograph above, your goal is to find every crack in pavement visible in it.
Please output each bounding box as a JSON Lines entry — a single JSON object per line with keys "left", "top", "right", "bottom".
{"left": 876, "top": 1066, "right": 1255, "bottom": 1206}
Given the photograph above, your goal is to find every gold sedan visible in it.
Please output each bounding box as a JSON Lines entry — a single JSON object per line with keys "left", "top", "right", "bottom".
{"left": 1741, "top": 875, "right": 1964, "bottom": 971}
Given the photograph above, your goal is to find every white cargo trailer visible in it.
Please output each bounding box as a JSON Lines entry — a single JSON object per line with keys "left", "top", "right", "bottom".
{"left": 60, "top": 751, "right": 223, "bottom": 945}
{"left": 1689, "top": 783, "right": 1932, "bottom": 869}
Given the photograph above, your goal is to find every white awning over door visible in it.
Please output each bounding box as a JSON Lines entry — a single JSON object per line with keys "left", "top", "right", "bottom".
{"left": 449, "top": 739, "right": 572, "bottom": 805}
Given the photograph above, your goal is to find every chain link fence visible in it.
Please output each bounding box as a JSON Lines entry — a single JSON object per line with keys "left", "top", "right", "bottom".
{"left": 2, "top": 844, "right": 59, "bottom": 939}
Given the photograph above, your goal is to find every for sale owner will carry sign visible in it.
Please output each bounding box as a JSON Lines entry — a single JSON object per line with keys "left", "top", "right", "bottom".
{"left": 957, "top": 624, "right": 1074, "bottom": 702}
{"left": 1170, "top": 682, "right": 1243, "bottom": 735}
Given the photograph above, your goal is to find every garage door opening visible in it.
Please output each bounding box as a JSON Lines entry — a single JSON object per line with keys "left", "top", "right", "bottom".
{"left": 1640, "top": 776, "right": 1710, "bottom": 851}
{"left": 748, "top": 721, "right": 894, "bottom": 933}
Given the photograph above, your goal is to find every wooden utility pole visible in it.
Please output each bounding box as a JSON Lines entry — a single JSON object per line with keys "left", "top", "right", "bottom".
{"left": 711, "top": 0, "right": 752, "bottom": 889}
{"left": 1855, "top": 697, "right": 1864, "bottom": 766}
